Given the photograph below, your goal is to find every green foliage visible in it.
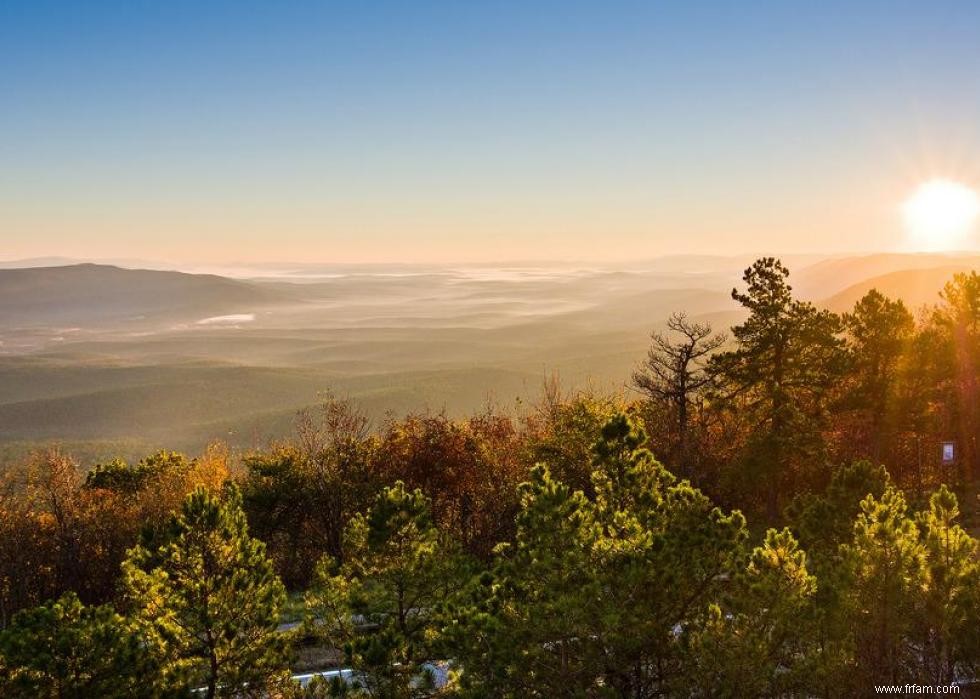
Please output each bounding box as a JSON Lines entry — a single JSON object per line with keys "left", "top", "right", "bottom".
{"left": 839, "top": 290, "right": 916, "bottom": 459}
{"left": 8, "top": 259, "right": 980, "bottom": 695}
{"left": 123, "top": 485, "right": 289, "bottom": 698}
{"left": 0, "top": 591, "right": 177, "bottom": 698}
{"left": 711, "top": 258, "right": 847, "bottom": 519}
{"left": 935, "top": 270, "right": 980, "bottom": 334}
{"left": 525, "top": 387, "right": 627, "bottom": 497}
{"left": 786, "top": 472, "right": 980, "bottom": 692}
{"left": 932, "top": 271, "right": 980, "bottom": 481}
{"left": 449, "top": 414, "right": 747, "bottom": 697}
{"left": 915, "top": 485, "right": 980, "bottom": 684}
{"left": 242, "top": 397, "right": 376, "bottom": 588}
{"left": 789, "top": 460, "right": 892, "bottom": 561}
{"left": 241, "top": 443, "right": 374, "bottom": 589}
{"left": 681, "top": 528, "right": 817, "bottom": 696}
{"left": 844, "top": 290, "right": 914, "bottom": 407}
{"left": 85, "top": 450, "right": 189, "bottom": 493}
{"left": 839, "top": 487, "right": 927, "bottom": 685}
{"left": 306, "top": 482, "right": 461, "bottom": 698}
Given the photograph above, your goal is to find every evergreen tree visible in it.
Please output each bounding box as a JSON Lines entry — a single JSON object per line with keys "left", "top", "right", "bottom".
{"left": 915, "top": 485, "right": 980, "bottom": 684}
{"left": 450, "top": 464, "right": 601, "bottom": 697}
{"left": 525, "top": 385, "right": 626, "bottom": 498}
{"left": 711, "top": 258, "right": 847, "bottom": 520}
{"left": 123, "top": 485, "right": 289, "bottom": 698}
{"left": 0, "top": 591, "right": 176, "bottom": 698}
{"left": 788, "top": 460, "right": 892, "bottom": 563}
{"left": 681, "top": 528, "right": 817, "bottom": 697}
{"left": 841, "top": 290, "right": 915, "bottom": 460}
{"left": 306, "top": 482, "right": 460, "bottom": 698}
{"left": 839, "top": 487, "right": 925, "bottom": 686}
{"left": 932, "top": 271, "right": 980, "bottom": 482}
{"left": 786, "top": 461, "right": 893, "bottom": 694}
{"left": 450, "top": 414, "right": 747, "bottom": 697}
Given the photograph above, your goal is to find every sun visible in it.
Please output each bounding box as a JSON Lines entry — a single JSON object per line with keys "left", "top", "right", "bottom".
{"left": 902, "top": 179, "right": 980, "bottom": 251}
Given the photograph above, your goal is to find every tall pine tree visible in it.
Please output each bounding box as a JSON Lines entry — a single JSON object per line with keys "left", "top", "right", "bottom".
{"left": 711, "top": 258, "right": 846, "bottom": 520}
{"left": 123, "top": 485, "right": 289, "bottom": 698}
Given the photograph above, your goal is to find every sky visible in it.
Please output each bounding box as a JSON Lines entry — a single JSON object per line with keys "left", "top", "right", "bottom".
{"left": 3, "top": 1, "right": 980, "bottom": 264}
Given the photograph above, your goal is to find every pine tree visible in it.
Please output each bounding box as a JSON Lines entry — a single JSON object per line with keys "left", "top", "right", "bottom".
{"left": 916, "top": 485, "right": 980, "bottom": 684}
{"left": 788, "top": 460, "right": 892, "bottom": 563}
{"left": 0, "top": 591, "right": 176, "bottom": 698}
{"left": 123, "top": 485, "right": 289, "bottom": 698}
{"left": 449, "top": 464, "right": 600, "bottom": 696}
{"left": 711, "top": 258, "right": 846, "bottom": 520}
{"left": 450, "top": 414, "right": 747, "bottom": 697}
{"left": 839, "top": 487, "right": 925, "bottom": 685}
{"left": 305, "top": 482, "right": 460, "bottom": 698}
{"left": 682, "top": 528, "right": 817, "bottom": 697}
{"left": 932, "top": 271, "right": 980, "bottom": 482}
{"left": 841, "top": 290, "right": 915, "bottom": 460}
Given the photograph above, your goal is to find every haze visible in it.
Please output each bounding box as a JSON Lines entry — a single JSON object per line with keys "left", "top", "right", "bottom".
{"left": 5, "top": 2, "right": 980, "bottom": 264}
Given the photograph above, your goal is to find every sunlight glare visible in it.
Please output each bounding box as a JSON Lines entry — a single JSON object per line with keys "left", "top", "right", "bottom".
{"left": 902, "top": 179, "right": 980, "bottom": 251}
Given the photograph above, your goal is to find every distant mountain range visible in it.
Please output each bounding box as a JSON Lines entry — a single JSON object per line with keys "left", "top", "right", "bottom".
{"left": 0, "top": 264, "right": 286, "bottom": 328}
{"left": 820, "top": 265, "right": 973, "bottom": 313}
{"left": 793, "top": 252, "right": 980, "bottom": 299}
{"left": 0, "top": 256, "right": 173, "bottom": 270}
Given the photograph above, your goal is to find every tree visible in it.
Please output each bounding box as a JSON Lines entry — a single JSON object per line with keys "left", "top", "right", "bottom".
{"left": 633, "top": 312, "right": 725, "bottom": 478}
{"left": 245, "top": 395, "right": 377, "bottom": 586}
{"left": 373, "top": 410, "right": 526, "bottom": 561}
{"left": 241, "top": 413, "right": 377, "bottom": 589}
{"left": 450, "top": 464, "right": 599, "bottom": 697}
{"left": 932, "top": 271, "right": 980, "bottom": 482}
{"left": 788, "top": 460, "right": 892, "bottom": 564}
{"left": 890, "top": 320, "right": 948, "bottom": 487}
{"left": 306, "top": 482, "right": 460, "bottom": 698}
{"left": 0, "top": 450, "right": 142, "bottom": 617}
{"left": 783, "top": 460, "right": 893, "bottom": 693}
{"left": 838, "top": 487, "right": 926, "bottom": 686}
{"left": 915, "top": 485, "right": 980, "bottom": 684}
{"left": 523, "top": 383, "right": 627, "bottom": 498}
{"left": 0, "top": 592, "right": 175, "bottom": 698}
{"left": 681, "top": 528, "right": 817, "bottom": 697}
{"left": 123, "top": 485, "right": 289, "bottom": 698}
{"left": 86, "top": 451, "right": 189, "bottom": 493}
{"left": 450, "top": 414, "right": 747, "bottom": 697}
{"left": 840, "top": 290, "right": 915, "bottom": 461}
{"left": 711, "top": 258, "right": 847, "bottom": 520}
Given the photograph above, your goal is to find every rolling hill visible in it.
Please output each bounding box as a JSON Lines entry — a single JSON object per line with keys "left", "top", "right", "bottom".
{"left": 821, "top": 265, "right": 973, "bottom": 313}
{"left": 793, "top": 252, "right": 980, "bottom": 299}
{"left": 0, "top": 264, "right": 287, "bottom": 328}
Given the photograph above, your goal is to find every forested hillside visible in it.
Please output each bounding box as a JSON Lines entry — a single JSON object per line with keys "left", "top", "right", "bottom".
{"left": 1, "top": 258, "right": 979, "bottom": 696}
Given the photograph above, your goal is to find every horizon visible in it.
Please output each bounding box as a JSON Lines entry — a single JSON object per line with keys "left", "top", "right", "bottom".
{"left": 2, "top": 248, "right": 980, "bottom": 276}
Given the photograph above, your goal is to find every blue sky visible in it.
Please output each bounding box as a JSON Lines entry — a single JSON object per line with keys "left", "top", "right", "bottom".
{"left": 3, "top": 1, "right": 980, "bottom": 263}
